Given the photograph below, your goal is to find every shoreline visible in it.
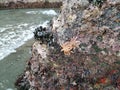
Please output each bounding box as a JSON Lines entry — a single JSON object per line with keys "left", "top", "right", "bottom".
{"left": 0, "top": 1, "right": 62, "bottom": 9}
{"left": 0, "top": 38, "right": 35, "bottom": 90}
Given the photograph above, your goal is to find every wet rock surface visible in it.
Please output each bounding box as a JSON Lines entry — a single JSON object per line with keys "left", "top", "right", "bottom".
{"left": 15, "top": 0, "right": 120, "bottom": 90}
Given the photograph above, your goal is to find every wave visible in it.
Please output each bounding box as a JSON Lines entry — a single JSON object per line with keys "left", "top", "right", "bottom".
{"left": 0, "top": 25, "right": 13, "bottom": 33}
{"left": 26, "top": 9, "right": 57, "bottom": 15}
{"left": 0, "top": 27, "right": 8, "bottom": 32}
{"left": 26, "top": 11, "right": 38, "bottom": 14}
{"left": 41, "top": 10, "right": 57, "bottom": 15}
{"left": 0, "top": 21, "right": 49, "bottom": 60}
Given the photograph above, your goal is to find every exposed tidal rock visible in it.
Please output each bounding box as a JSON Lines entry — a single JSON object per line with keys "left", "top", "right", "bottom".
{"left": 16, "top": 0, "right": 120, "bottom": 90}
{"left": 15, "top": 42, "right": 50, "bottom": 90}
{"left": 0, "top": 0, "right": 62, "bottom": 9}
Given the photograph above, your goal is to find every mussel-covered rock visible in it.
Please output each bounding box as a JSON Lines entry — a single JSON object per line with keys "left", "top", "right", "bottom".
{"left": 88, "top": 0, "right": 106, "bottom": 7}
{"left": 33, "top": 26, "right": 54, "bottom": 45}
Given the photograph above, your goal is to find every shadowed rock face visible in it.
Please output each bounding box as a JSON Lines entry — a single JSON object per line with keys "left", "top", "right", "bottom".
{"left": 0, "top": 0, "right": 62, "bottom": 9}
{"left": 15, "top": 0, "right": 120, "bottom": 90}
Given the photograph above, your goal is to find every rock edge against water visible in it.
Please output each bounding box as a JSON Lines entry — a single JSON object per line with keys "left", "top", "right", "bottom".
{"left": 15, "top": 0, "right": 120, "bottom": 90}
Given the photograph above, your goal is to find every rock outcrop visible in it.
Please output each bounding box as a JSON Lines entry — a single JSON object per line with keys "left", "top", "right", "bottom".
{"left": 0, "top": 0, "right": 62, "bottom": 9}
{"left": 15, "top": 0, "right": 120, "bottom": 90}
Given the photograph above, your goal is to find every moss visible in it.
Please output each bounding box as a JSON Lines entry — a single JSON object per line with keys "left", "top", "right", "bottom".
{"left": 115, "top": 61, "right": 120, "bottom": 65}
{"left": 91, "top": 55, "right": 99, "bottom": 62}
{"left": 79, "top": 43, "right": 87, "bottom": 51}
{"left": 92, "top": 44, "right": 102, "bottom": 53}
{"left": 100, "top": 62, "right": 109, "bottom": 67}
{"left": 96, "top": 35, "right": 103, "bottom": 42}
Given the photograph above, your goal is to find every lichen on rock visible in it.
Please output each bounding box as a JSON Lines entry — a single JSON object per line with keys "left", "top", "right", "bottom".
{"left": 15, "top": 0, "right": 120, "bottom": 90}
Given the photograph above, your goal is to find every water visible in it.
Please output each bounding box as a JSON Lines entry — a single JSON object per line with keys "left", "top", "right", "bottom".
{"left": 0, "top": 9, "right": 58, "bottom": 60}
{"left": 0, "top": 9, "right": 58, "bottom": 90}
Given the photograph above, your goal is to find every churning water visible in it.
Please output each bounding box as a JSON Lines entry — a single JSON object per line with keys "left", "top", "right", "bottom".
{"left": 0, "top": 9, "right": 57, "bottom": 60}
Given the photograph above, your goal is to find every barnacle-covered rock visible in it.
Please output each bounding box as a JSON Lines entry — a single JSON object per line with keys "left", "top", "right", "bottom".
{"left": 16, "top": 0, "right": 120, "bottom": 90}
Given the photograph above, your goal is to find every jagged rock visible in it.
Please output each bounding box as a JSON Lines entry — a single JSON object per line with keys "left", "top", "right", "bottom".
{"left": 15, "top": 0, "right": 120, "bottom": 90}
{"left": 0, "top": 0, "right": 62, "bottom": 9}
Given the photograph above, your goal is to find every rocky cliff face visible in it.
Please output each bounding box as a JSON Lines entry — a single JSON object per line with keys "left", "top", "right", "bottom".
{"left": 0, "top": 0, "right": 62, "bottom": 3}
{"left": 15, "top": 0, "right": 120, "bottom": 90}
{"left": 0, "top": 0, "right": 62, "bottom": 9}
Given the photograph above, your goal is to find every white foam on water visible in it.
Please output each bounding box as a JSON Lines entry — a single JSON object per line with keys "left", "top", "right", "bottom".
{"left": 0, "top": 25, "right": 15, "bottom": 33}
{"left": 38, "top": 20, "right": 49, "bottom": 27}
{"left": 0, "top": 21, "right": 49, "bottom": 60}
{"left": 26, "top": 11, "right": 38, "bottom": 14}
{"left": 26, "top": 10, "right": 57, "bottom": 16}
{"left": 6, "top": 88, "right": 13, "bottom": 90}
{"left": 0, "top": 27, "right": 7, "bottom": 32}
{"left": 0, "top": 27, "right": 11, "bottom": 33}
{"left": 0, "top": 83, "right": 4, "bottom": 88}
{"left": 42, "top": 10, "right": 57, "bottom": 15}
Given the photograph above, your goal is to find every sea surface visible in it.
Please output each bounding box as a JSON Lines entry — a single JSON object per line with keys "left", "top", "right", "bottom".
{"left": 0, "top": 9, "right": 57, "bottom": 60}
{"left": 0, "top": 9, "right": 58, "bottom": 90}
